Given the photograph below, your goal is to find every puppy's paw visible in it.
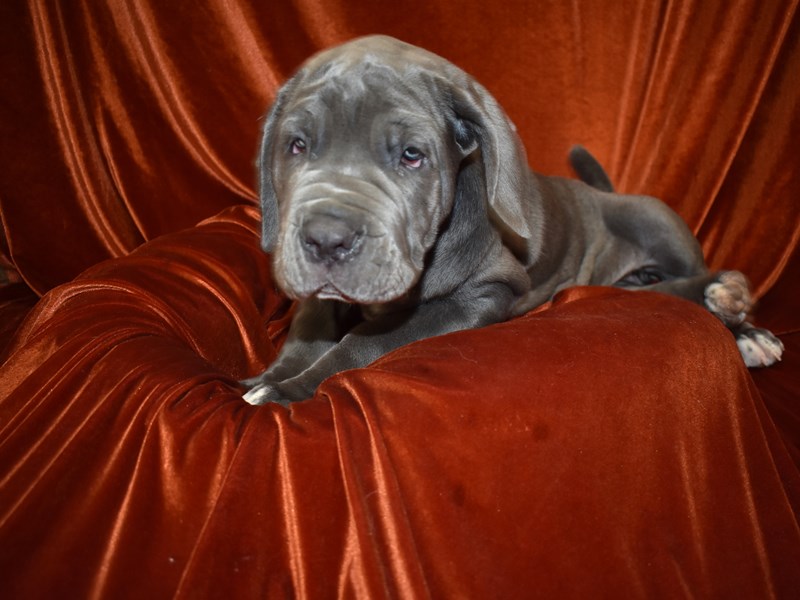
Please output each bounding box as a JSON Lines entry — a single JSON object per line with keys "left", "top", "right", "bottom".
{"left": 705, "top": 271, "right": 751, "bottom": 327}
{"left": 242, "top": 382, "right": 289, "bottom": 406}
{"left": 736, "top": 324, "right": 784, "bottom": 368}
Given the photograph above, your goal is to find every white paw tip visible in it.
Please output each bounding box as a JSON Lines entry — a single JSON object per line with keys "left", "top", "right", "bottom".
{"left": 243, "top": 386, "right": 269, "bottom": 405}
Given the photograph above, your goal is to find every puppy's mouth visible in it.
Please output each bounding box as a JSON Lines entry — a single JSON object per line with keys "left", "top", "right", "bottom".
{"left": 315, "top": 283, "right": 351, "bottom": 302}
{"left": 309, "top": 278, "right": 411, "bottom": 305}
{"left": 313, "top": 284, "right": 413, "bottom": 319}
{"left": 275, "top": 214, "right": 420, "bottom": 304}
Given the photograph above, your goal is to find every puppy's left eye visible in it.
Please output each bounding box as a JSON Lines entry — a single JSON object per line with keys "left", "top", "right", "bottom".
{"left": 290, "top": 138, "right": 307, "bottom": 155}
{"left": 400, "top": 147, "right": 425, "bottom": 169}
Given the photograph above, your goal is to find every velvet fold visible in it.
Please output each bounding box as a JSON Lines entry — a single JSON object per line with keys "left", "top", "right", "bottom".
{"left": 2, "top": 207, "right": 799, "bottom": 597}
{"left": 2, "top": 1, "right": 800, "bottom": 597}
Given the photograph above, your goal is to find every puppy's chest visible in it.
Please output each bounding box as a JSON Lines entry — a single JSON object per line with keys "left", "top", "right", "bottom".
{"left": 360, "top": 299, "right": 410, "bottom": 321}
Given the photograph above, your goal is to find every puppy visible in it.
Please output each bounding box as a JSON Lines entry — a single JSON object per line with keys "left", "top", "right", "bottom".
{"left": 242, "top": 36, "right": 782, "bottom": 405}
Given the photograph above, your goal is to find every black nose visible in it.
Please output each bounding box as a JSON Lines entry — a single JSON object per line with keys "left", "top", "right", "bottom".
{"left": 300, "top": 214, "right": 363, "bottom": 264}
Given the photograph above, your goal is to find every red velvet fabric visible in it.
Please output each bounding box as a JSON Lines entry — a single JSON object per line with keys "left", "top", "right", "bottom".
{"left": 2, "top": 1, "right": 800, "bottom": 597}
{"left": 2, "top": 207, "right": 799, "bottom": 597}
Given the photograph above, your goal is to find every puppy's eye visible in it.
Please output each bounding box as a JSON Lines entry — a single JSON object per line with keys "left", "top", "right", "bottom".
{"left": 400, "top": 147, "right": 425, "bottom": 169}
{"left": 290, "top": 138, "right": 307, "bottom": 155}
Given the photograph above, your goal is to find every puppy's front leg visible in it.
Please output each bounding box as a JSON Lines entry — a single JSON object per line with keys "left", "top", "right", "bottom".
{"left": 241, "top": 298, "right": 357, "bottom": 404}
{"left": 244, "top": 286, "right": 513, "bottom": 405}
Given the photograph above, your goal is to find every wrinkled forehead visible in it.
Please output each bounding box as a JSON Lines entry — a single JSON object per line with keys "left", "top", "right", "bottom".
{"left": 284, "top": 57, "right": 447, "bottom": 133}
{"left": 297, "top": 37, "right": 454, "bottom": 100}
{"left": 300, "top": 35, "right": 450, "bottom": 81}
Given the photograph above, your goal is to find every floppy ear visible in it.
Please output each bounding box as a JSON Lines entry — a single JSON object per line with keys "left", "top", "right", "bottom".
{"left": 257, "top": 75, "right": 299, "bottom": 253}
{"left": 449, "top": 77, "right": 534, "bottom": 239}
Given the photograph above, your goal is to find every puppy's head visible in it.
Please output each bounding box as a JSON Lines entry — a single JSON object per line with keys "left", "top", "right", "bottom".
{"left": 258, "top": 35, "right": 532, "bottom": 304}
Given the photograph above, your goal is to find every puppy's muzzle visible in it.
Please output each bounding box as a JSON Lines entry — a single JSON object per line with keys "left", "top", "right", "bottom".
{"left": 300, "top": 212, "right": 365, "bottom": 265}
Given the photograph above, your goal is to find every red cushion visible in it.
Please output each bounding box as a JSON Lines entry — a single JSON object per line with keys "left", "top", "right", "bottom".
{"left": 2, "top": 206, "right": 798, "bottom": 597}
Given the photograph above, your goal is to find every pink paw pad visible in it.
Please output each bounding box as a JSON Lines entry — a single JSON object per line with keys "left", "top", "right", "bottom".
{"left": 704, "top": 271, "right": 751, "bottom": 327}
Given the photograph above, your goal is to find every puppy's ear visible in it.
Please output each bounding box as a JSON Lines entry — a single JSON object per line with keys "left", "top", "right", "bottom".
{"left": 450, "top": 78, "right": 534, "bottom": 239}
{"left": 257, "top": 75, "right": 299, "bottom": 253}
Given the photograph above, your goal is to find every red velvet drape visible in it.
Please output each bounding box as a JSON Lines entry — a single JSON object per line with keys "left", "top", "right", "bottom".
{"left": 2, "top": 2, "right": 798, "bottom": 299}
{"left": 2, "top": 1, "right": 800, "bottom": 597}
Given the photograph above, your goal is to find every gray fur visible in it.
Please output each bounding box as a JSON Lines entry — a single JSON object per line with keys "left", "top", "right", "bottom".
{"left": 242, "top": 36, "right": 782, "bottom": 405}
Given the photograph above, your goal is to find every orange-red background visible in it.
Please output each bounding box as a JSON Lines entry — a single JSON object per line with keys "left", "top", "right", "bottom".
{"left": 1, "top": 2, "right": 799, "bottom": 597}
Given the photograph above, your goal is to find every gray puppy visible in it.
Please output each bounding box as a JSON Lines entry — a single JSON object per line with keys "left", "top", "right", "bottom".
{"left": 242, "top": 35, "right": 782, "bottom": 405}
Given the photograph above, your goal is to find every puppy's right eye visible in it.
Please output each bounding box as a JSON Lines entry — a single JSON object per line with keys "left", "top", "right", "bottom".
{"left": 290, "top": 138, "right": 307, "bottom": 155}
{"left": 400, "top": 147, "right": 425, "bottom": 169}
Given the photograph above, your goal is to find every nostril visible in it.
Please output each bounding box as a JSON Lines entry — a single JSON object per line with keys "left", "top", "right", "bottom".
{"left": 301, "top": 215, "right": 363, "bottom": 263}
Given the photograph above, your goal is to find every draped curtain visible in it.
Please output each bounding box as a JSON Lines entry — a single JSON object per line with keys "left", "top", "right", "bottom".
{"left": 2, "top": 1, "right": 798, "bottom": 300}
{"left": 2, "top": 1, "right": 800, "bottom": 598}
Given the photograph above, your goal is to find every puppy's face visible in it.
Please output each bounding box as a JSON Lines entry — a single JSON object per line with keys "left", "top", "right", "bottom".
{"left": 265, "top": 59, "right": 464, "bottom": 305}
